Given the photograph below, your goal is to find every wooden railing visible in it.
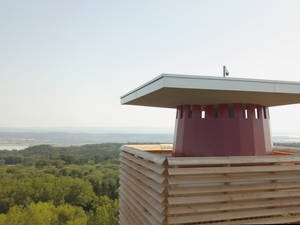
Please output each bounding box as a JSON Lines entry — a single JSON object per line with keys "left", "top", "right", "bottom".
{"left": 120, "top": 145, "right": 300, "bottom": 225}
{"left": 119, "top": 146, "right": 168, "bottom": 225}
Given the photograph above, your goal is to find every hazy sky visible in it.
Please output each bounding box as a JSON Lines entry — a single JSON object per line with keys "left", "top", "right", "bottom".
{"left": 1, "top": 0, "right": 300, "bottom": 134}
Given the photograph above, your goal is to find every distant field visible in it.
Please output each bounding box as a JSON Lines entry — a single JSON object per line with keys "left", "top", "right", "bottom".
{"left": 0, "top": 131, "right": 173, "bottom": 150}
{"left": 1, "top": 129, "right": 300, "bottom": 151}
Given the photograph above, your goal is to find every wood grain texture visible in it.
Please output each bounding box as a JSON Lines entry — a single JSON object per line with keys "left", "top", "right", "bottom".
{"left": 119, "top": 145, "right": 300, "bottom": 225}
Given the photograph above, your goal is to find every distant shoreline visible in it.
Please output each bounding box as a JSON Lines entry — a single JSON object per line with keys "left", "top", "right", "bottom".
{"left": 0, "top": 130, "right": 300, "bottom": 151}
{"left": 2, "top": 141, "right": 300, "bottom": 151}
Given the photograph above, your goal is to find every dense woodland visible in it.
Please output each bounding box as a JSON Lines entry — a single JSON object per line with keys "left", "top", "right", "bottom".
{"left": 0, "top": 144, "right": 121, "bottom": 225}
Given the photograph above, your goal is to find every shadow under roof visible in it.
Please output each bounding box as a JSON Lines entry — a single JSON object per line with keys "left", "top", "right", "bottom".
{"left": 121, "top": 74, "right": 300, "bottom": 108}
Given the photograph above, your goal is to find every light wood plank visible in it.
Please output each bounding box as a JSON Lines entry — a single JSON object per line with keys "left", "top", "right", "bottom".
{"left": 120, "top": 202, "right": 148, "bottom": 225}
{"left": 168, "top": 197, "right": 300, "bottom": 214}
{"left": 120, "top": 211, "right": 139, "bottom": 225}
{"left": 121, "top": 184, "right": 164, "bottom": 219}
{"left": 168, "top": 190, "right": 300, "bottom": 205}
{"left": 120, "top": 157, "right": 165, "bottom": 184}
{"left": 120, "top": 199, "right": 152, "bottom": 225}
{"left": 119, "top": 146, "right": 300, "bottom": 225}
{"left": 198, "top": 215, "right": 300, "bottom": 225}
{"left": 168, "top": 164, "right": 300, "bottom": 175}
{"left": 120, "top": 163, "right": 165, "bottom": 193}
{"left": 167, "top": 205, "right": 300, "bottom": 224}
{"left": 120, "top": 200, "right": 147, "bottom": 225}
{"left": 120, "top": 177, "right": 165, "bottom": 212}
{"left": 121, "top": 193, "right": 162, "bottom": 225}
{"left": 168, "top": 172, "right": 300, "bottom": 184}
{"left": 121, "top": 151, "right": 165, "bottom": 174}
{"left": 120, "top": 171, "right": 165, "bottom": 203}
{"left": 122, "top": 145, "right": 167, "bottom": 165}
{"left": 169, "top": 181, "right": 300, "bottom": 195}
{"left": 168, "top": 155, "right": 300, "bottom": 166}
{"left": 120, "top": 186, "right": 164, "bottom": 223}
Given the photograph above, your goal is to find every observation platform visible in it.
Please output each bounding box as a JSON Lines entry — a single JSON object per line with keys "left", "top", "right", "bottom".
{"left": 119, "top": 144, "right": 300, "bottom": 225}
{"left": 121, "top": 74, "right": 300, "bottom": 157}
{"left": 121, "top": 74, "right": 300, "bottom": 108}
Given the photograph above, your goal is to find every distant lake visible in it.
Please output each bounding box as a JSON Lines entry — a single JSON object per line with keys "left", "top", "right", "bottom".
{"left": 0, "top": 145, "right": 28, "bottom": 151}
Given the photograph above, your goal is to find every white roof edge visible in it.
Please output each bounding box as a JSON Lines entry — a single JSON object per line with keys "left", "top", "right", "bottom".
{"left": 161, "top": 73, "right": 300, "bottom": 85}
{"left": 120, "top": 74, "right": 164, "bottom": 99}
{"left": 120, "top": 73, "right": 300, "bottom": 107}
{"left": 121, "top": 74, "right": 300, "bottom": 100}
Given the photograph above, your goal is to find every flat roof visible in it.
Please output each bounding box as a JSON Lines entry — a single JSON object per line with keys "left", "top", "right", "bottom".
{"left": 121, "top": 74, "right": 300, "bottom": 108}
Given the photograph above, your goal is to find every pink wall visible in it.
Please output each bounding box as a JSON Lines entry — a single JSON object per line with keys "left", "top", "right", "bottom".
{"left": 173, "top": 103, "right": 272, "bottom": 156}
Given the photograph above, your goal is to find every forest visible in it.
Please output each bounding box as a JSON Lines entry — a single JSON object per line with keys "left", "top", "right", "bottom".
{"left": 0, "top": 144, "right": 121, "bottom": 225}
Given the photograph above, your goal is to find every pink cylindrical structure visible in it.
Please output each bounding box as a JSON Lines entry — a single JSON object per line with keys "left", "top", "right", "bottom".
{"left": 173, "top": 103, "right": 272, "bottom": 157}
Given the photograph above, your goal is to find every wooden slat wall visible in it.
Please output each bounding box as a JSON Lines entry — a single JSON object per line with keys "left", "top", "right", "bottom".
{"left": 119, "top": 146, "right": 300, "bottom": 225}
{"left": 119, "top": 146, "right": 168, "bottom": 225}
{"left": 167, "top": 156, "right": 300, "bottom": 225}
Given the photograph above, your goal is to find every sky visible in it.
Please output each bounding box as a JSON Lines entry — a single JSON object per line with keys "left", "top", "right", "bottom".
{"left": 1, "top": 0, "right": 300, "bottom": 134}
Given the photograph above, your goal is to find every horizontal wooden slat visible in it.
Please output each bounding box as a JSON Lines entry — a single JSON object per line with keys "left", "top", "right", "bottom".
{"left": 120, "top": 157, "right": 165, "bottom": 184}
{"left": 123, "top": 144, "right": 172, "bottom": 153}
{"left": 121, "top": 183, "right": 164, "bottom": 221}
{"left": 168, "top": 197, "right": 300, "bottom": 215}
{"left": 122, "top": 146, "right": 167, "bottom": 165}
{"left": 121, "top": 151, "right": 165, "bottom": 174}
{"left": 167, "top": 205, "right": 300, "bottom": 224}
{"left": 119, "top": 201, "right": 151, "bottom": 225}
{"left": 120, "top": 198, "right": 153, "bottom": 225}
{"left": 121, "top": 193, "right": 161, "bottom": 225}
{"left": 119, "top": 213, "right": 130, "bottom": 225}
{"left": 120, "top": 171, "right": 165, "bottom": 203}
{"left": 169, "top": 181, "right": 300, "bottom": 195}
{"left": 168, "top": 172, "right": 300, "bottom": 184}
{"left": 199, "top": 215, "right": 300, "bottom": 225}
{"left": 168, "top": 190, "right": 300, "bottom": 205}
{"left": 120, "top": 177, "right": 165, "bottom": 212}
{"left": 120, "top": 202, "right": 148, "bottom": 225}
{"left": 168, "top": 164, "right": 300, "bottom": 175}
{"left": 120, "top": 145, "right": 300, "bottom": 224}
{"left": 120, "top": 210, "right": 139, "bottom": 225}
{"left": 120, "top": 201, "right": 150, "bottom": 225}
{"left": 120, "top": 186, "right": 164, "bottom": 223}
{"left": 120, "top": 164, "right": 165, "bottom": 193}
{"left": 168, "top": 155, "right": 300, "bottom": 166}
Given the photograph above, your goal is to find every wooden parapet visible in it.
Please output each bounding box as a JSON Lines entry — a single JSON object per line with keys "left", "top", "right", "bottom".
{"left": 119, "top": 145, "right": 169, "bottom": 225}
{"left": 120, "top": 145, "right": 300, "bottom": 225}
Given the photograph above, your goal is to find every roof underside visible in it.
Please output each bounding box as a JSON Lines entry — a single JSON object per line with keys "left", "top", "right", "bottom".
{"left": 121, "top": 74, "right": 300, "bottom": 108}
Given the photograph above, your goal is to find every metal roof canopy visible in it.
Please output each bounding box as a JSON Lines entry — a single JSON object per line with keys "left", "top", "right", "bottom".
{"left": 121, "top": 74, "right": 300, "bottom": 108}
